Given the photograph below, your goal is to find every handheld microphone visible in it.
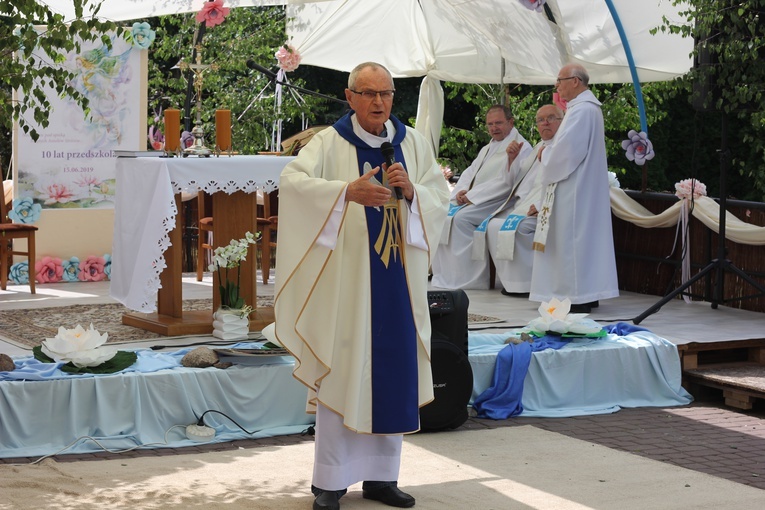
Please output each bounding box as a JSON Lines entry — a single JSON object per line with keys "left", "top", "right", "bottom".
{"left": 380, "top": 142, "right": 403, "bottom": 200}
{"left": 246, "top": 60, "right": 277, "bottom": 81}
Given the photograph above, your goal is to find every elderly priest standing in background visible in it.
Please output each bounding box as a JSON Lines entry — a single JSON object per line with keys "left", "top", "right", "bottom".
{"left": 530, "top": 63, "right": 619, "bottom": 313}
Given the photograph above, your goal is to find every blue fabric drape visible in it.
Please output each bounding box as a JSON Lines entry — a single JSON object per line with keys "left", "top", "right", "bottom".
{"left": 472, "top": 323, "right": 648, "bottom": 419}
{"left": 472, "top": 335, "right": 569, "bottom": 419}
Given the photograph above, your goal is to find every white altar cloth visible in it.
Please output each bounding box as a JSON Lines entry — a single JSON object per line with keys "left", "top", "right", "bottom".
{"left": 110, "top": 155, "right": 294, "bottom": 313}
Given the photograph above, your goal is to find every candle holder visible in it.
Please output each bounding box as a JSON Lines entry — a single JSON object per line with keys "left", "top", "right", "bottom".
{"left": 178, "top": 44, "right": 218, "bottom": 157}
{"left": 163, "top": 108, "right": 181, "bottom": 157}
{"left": 215, "top": 109, "right": 234, "bottom": 157}
{"left": 163, "top": 146, "right": 184, "bottom": 158}
{"left": 214, "top": 145, "right": 235, "bottom": 157}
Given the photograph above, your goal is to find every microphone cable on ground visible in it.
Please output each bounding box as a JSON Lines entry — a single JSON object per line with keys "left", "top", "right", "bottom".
{"left": 194, "top": 409, "right": 263, "bottom": 435}
{"left": 191, "top": 409, "right": 315, "bottom": 439}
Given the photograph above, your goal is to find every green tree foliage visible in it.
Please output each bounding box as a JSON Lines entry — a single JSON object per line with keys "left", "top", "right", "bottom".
{"left": 658, "top": 0, "right": 765, "bottom": 201}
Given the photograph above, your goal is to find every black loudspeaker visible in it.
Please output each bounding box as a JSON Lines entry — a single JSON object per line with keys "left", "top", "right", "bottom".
{"left": 428, "top": 290, "right": 469, "bottom": 355}
{"left": 419, "top": 290, "right": 473, "bottom": 432}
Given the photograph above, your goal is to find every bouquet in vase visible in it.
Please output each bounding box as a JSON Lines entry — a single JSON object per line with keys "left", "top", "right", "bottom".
{"left": 209, "top": 231, "right": 257, "bottom": 316}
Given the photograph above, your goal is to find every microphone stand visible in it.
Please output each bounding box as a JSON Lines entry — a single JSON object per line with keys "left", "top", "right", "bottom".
{"left": 632, "top": 111, "right": 765, "bottom": 324}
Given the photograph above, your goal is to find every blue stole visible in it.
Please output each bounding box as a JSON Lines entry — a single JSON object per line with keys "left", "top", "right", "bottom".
{"left": 333, "top": 113, "right": 419, "bottom": 433}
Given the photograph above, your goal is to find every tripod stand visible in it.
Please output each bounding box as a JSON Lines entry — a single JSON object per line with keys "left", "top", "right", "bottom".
{"left": 633, "top": 112, "right": 765, "bottom": 324}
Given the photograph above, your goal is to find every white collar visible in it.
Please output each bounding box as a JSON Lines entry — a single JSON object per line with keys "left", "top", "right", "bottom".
{"left": 351, "top": 114, "right": 395, "bottom": 148}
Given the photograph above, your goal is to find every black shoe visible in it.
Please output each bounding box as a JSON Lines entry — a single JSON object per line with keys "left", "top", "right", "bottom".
{"left": 569, "top": 303, "right": 592, "bottom": 314}
{"left": 362, "top": 484, "right": 415, "bottom": 508}
{"left": 589, "top": 300, "right": 600, "bottom": 308}
{"left": 313, "top": 491, "right": 340, "bottom": 510}
{"left": 500, "top": 288, "right": 530, "bottom": 298}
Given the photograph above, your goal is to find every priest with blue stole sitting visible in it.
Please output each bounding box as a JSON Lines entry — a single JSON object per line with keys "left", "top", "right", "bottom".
{"left": 269, "top": 62, "right": 449, "bottom": 510}
{"left": 431, "top": 105, "right": 530, "bottom": 289}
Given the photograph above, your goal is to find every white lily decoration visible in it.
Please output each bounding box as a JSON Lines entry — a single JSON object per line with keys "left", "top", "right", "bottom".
{"left": 41, "top": 324, "right": 118, "bottom": 368}
{"left": 527, "top": 297, "right": 603, "bottom": 336}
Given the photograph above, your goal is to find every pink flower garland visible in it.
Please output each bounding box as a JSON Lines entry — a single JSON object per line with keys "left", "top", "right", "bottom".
{"left": 78, "top": 255, "right": 108, "bottom": 282}
{"left": 552, "top": 92, "right": 567, "bottom": 112}
{"left": 196, "top": 0, "right": 230, "bottom": 28}
{"left": 675, "top": 178, "right": 707, "bottom": 200}
{"left": 275, "top": 44, "right": 301, "bottom": 72}
{"left": 518, "top": 0, "right": 547, "bottom": 13}
{"left": 35, "top": 256, "right": 64, "bottom": 284}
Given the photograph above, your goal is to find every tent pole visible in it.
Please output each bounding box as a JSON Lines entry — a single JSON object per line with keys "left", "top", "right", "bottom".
{"left": 604, "top": 0, "right": 648, "bottom": 135}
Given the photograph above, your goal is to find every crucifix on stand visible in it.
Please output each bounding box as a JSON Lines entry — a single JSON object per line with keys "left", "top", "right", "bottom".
{"left": 178, "top": 44, "right": 218, "bottom": 157}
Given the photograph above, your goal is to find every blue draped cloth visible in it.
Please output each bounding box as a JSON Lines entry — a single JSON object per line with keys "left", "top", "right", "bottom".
{"left": 472, "top": 323, "right": 648, "bottom": 419}
{"left": 0, "top": 342, "right": 312, "bottom": 458}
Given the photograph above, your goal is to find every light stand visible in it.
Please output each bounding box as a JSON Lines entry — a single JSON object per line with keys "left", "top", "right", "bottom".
{"left": 633, "top": 111, "right": 765, "bottom": 324}
{"left": 241, "top": 61, "right": 349, "bottom": 153}
{"left": 244, "top": 60, "right": 349, "bottom": 106}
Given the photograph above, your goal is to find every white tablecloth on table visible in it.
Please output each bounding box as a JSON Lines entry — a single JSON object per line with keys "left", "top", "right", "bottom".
{"left": 469, "top": 329, "right": 693, "bottom": 417}
{"left": 0, "top": 329, "right": 693, "bottom": 458}
{"left": 110, "top": 156, "right": 294, "bottom": 312}
{"left": 0, "top": 344, "right": 312, "bottom": 459}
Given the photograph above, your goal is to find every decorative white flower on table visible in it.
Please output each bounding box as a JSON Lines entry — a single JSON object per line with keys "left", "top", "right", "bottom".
{"left": 608, "top": 171, "right": 621, "bottom": 188}
{"left": 526, "top": 297, "right": 603, "bottom": 336}
{"left": 41, "top": 324, "right": 118, "bottom": 368}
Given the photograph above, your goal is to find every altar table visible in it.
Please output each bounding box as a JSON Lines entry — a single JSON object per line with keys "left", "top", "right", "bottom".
{"left": 110, "top": 155, "right": 294, "bottom": 335}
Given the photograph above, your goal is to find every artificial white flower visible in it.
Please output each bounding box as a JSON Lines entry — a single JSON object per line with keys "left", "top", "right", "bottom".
{"left": 41, "top": 324, "right": 118, "bottom": 368}
{"left": 527, "top": 297, "right": 602, "bottom": 336}
{"left": 608, "top": 171, "right": 621, "bottom": 188}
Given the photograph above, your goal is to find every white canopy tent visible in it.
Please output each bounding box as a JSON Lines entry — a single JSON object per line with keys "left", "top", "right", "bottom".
{"left": 40, "top": 0, "right": 694, "bottom": 149}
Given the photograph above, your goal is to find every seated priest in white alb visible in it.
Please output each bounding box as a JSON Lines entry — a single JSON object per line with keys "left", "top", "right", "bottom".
{"left": 485, "top": 105, "right": 564, "bottom": 295}
{"left": 431, "top": 105, "right": 530, "bottom": 290}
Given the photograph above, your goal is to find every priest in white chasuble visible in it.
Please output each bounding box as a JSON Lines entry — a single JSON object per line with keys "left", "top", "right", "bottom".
{"left": 271, "top": 62, "right": 449, "bottom": 510}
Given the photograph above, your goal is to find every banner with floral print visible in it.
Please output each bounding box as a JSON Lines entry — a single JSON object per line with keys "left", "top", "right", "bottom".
{"left": 14, "top": 29, "right": 146, "bottom": 210}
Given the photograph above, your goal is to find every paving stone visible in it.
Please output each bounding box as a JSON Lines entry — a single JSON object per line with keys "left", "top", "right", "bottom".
{"left": 8, "top": 401, "right": 765, "bottom": 489}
